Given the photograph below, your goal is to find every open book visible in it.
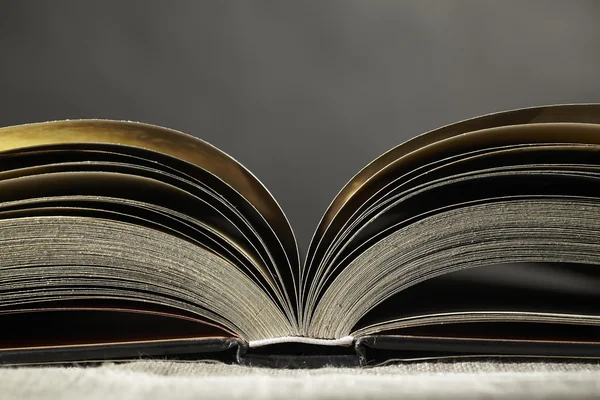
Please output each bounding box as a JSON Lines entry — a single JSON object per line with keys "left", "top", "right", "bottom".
{"left": 3, "top": 104, "right": 600, "bottom": 367}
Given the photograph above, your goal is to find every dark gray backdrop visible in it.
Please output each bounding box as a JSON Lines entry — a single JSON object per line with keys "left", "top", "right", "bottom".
{"left": 2, "top": 1, "right": 600, "bottom": 254}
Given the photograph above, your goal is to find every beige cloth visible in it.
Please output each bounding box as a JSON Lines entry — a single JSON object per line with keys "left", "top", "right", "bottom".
{"left": 2, "top": 360, "right": 600, "bottom": 399}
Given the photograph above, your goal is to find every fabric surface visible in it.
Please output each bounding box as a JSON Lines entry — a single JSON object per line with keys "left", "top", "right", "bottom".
{"left": 3, "top": 360, "right": 600, "bottom": 400}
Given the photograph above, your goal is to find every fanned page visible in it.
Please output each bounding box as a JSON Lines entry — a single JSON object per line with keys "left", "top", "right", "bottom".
{"left": 2, "top": 105, "right": 600, "bottom": 366}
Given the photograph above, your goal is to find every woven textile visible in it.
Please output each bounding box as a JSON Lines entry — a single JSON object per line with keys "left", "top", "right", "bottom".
{"left": 3, "top": 360, "right": 600, "bottom": 399}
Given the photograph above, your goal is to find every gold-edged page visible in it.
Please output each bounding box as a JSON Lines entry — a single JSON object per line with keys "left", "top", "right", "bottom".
{"left": 307, "top": 122, "right": 600, "bottom": 339}
{"left": 303, "top": 104, "right": 600, "bottom": 313}
{"left": 0, "top": 121, "right": 300, "bottom": 316}
{"left": 303, "top": 122, "right": 600, "bottom": 323}
{"left": 0, "top": 121, "right": 301, "bottom": 345}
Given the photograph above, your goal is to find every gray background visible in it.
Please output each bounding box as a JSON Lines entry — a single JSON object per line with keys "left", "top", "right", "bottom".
{"left": 2, "top": 1, "right": 599, "bottom": 254}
